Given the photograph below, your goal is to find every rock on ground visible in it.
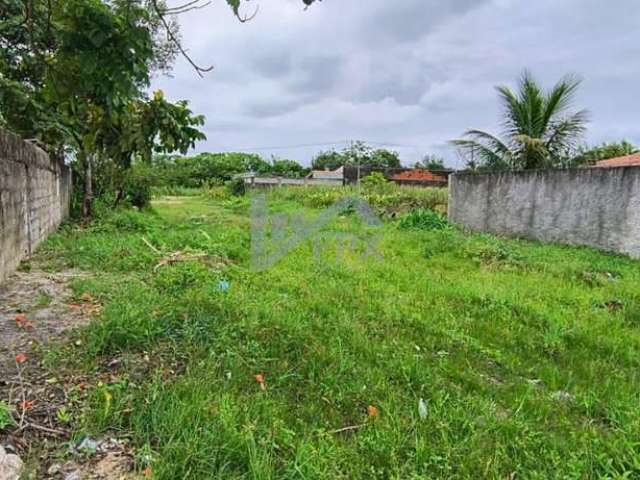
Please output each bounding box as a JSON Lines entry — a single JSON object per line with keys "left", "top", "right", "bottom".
{"left": 0, "top": 445, "right": 23, "bottom": 480}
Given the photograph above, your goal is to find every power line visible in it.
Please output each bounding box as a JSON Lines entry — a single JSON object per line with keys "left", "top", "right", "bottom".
{"left": 221, "top": 140, "right": 350, "bottom": 151}
{"left": 217, "top": 139, "right": 422, "bottom": 152}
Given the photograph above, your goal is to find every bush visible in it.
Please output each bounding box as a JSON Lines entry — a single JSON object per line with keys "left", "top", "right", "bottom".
{"left": 122, "top": 163, "right": 159, "bottom": 208}
{"left": 361, "top": 172, "right": 389, "bottom": 190}
{"left": 226, "top": 178, "right": 246, "bottom": 197}
{"left": 399, "top": 209, "right": 450, "bottom": 230}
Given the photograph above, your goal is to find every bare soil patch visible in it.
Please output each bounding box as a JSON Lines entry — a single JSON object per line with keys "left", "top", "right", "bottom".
{"left": 0, "top": 270, "right": 138, "bottom": 478}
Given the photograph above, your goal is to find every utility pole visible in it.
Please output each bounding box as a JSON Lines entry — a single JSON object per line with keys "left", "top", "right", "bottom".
{"left": 353, "top": 140, "right": 362, "bottom": 196}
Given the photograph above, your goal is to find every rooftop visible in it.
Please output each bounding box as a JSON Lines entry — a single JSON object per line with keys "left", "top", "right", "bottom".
{"left": 593, "top": 153, "right": 640, "bottom": 168}
{"left": 391, "top": 169, "right": 447, "bottom": 183}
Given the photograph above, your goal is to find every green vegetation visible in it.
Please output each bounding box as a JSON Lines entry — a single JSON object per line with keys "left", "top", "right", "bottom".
{"left": 0, "top": 401, "right": 13, "bottom": 430}
{"left": 267, "top": 185, "right": 448, "bottom": 216}
{"left": 0, "top": 0, "right": 319, "bottom": 217}
{"left": 312, "top": 141, "right": 401, "bottom": 170}
{"left": 398, "top": 209, "right": 450, "bottom": 231}
{"left": 414, "top": 154, "right": 447, "bottom": 171}
{"left": 452, "top": 71, "right": 589, "bottom": 171}
{"left": 151, "top": 152, "right": 310, "bottom": 190}
{"left": 34, "top": 189, "right": 640, "bottom": 479}
{"left": 572, "top": 140, "right": 639, "bottom": 166}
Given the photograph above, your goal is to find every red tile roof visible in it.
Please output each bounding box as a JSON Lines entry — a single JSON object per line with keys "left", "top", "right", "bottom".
{"left": 593, "top": 153, "right": 640, "bottom": 168}
{"left": 391, "top": 169, "right": 447, "bottom": 182}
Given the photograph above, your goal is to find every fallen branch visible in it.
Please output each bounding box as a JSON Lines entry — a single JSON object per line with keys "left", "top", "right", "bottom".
{"left": 154, "top": 251, "right": 211, "bottom": 271}
{"left": 154, "top": 250, "right": 230, "bottom": 272}
{"left": 141, "top": 237, "right": 162, "bottom": 255}
{"left": 328, "top": 424, "right": 367, "bottom": 435}
{"left": 16, "top": 422, "right": 67, "bottom": 437}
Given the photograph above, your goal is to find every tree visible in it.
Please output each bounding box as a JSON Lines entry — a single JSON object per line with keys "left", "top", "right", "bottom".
{"left": 451, "top": 71, "right": 589, "bottom": 171}
{"left": 269, "top": 158, "right": 309, "bottom": 178}
{"left": 312, "top": 150, "right": 345, "bottom": 171}
{"left": 1, "top": 0, "right": 203, "bottom": 215}
{"left": 94, "top": 90, "right": 206, "bottom": 205}
{"left": 311, "top": 142, "right": 401, "bottom": 170}
{"left": 369, "top": 148, "right": 401, "bottom": 168}
{"left": 0, "top": 0, "right": 178, "bottom": 150}
{"left": 1, "top": 0, "right": 321, "bottom": 214}
{"left": 415, "top": 154, "right": 446, "bottom": 170}
{"left": 571, "top": 140, "right": 638, "bottom": 167}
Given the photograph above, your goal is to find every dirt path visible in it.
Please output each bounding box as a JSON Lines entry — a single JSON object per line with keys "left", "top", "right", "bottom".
{"left": 0, "top": 270, "right": 90, "bottom": 372}
{"left": 0, "top": 270, "right": 138, "bottom": 479}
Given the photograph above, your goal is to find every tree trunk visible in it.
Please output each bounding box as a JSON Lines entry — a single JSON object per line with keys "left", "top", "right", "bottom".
{"left": 82, "top": 153, "right": 93, "bottom": 218}
{"left": 113, "top": 189, "right": 124, "bottom": 208}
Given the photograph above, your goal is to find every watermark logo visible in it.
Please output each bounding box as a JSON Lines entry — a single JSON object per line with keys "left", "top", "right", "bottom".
{"left": 250, "top": 194, "right": 383, "bottom": 271}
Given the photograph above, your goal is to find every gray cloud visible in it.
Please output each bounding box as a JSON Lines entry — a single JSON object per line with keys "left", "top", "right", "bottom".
{"left": 253, "top": 51, "right": 292, "bottom": 79}
{"left": 153, "top": 0, "right": 640, "bottom": 167}
{"left": 361, "top": 0, "right": 485, "bottom": 44}
{"left": 288, "top": 54, "right": 344, "bottom": 95}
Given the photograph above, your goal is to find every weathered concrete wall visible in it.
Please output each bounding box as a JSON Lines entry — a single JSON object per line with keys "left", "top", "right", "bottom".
{"left": 0, "top": 129, "right": 72, "bottom": 282}
{"left": 449, "top": 167, "right": 640, "bottom": 258}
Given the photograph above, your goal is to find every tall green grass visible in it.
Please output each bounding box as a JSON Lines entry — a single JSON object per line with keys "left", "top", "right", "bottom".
{"left": 267, "top": 185, "right": 448, "bottom": 216}
{"left": 35, "top": 193, "right": 640, "bottom": 479}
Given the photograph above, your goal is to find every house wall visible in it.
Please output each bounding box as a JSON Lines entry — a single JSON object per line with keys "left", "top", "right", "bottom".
{"left": 0, "top": 129, "right": 72, "bottom": 282}
{"left": 245, "top": 177, "right": 343, "bottom": 188}
{"left": 449, "top": 167, "right": 640, "bottom": 258}
{"left": 393, "top": 180, "right": 448, "bottom": 188}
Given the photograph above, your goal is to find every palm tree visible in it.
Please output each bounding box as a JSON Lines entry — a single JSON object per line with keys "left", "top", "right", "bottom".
{"left": 451, "top": 71, "right": 589, "bottom": 171}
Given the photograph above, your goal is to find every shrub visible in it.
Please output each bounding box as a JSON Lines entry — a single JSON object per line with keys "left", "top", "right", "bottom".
{"left": 361, "top": 172, "right": 390, "bottom": 190}
{"left": 399, "top": 209, "right": 450, "bottom": 230}
{"left": 226, "top": 178, "right": 246, "bottom": 197}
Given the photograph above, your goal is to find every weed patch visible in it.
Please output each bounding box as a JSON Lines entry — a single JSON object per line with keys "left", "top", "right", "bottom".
{"left": 399, "top": 208, "right": 450, "bottom": 231}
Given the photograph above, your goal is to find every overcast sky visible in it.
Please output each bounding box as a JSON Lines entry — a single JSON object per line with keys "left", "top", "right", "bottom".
{"left": 152, "top": 0, "right": 640, "bottom": 168}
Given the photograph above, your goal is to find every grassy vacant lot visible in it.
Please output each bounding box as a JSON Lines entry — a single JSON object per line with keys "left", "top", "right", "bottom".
{"left": 38, "top": 190, "right": 640, "bottom": 479}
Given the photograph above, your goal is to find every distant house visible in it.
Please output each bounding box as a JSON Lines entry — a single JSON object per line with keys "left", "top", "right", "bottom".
{"left": 308, "top": 166, "right": 344, "bottom": 183}
{"left": 342, "top": 166, "right": 453, "bottom": 186}
{"left": 592, "top": 153, "right": 640, "bottom": 168}
{"left": 390, "top": 169, "right": 448, "bottom": 188}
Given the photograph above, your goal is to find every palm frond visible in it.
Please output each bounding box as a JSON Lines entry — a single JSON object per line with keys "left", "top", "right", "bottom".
{"left": 542, "top": 75, "right": 583, "bottom": 130}
{"left": 462, "top": 129, "right": 512, "bottom": 157}
{"left": 450, "top": 130, "right": 513, "bottom": 169}
{"left": 545, "top": 109, "right": 590, "bottom": 157}
{"left": 496, "top": 85, "right": 527, "bottom": 141}
{"left": 519, "top": 71, "right": 545, "bottom": 137}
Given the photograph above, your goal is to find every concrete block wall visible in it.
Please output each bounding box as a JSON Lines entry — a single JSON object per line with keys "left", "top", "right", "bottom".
{"left": 0, "top": 129, "right": 72, "bottom": 282}
{"left": 449, "top": 167, "right": 640, "bottom": 258}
